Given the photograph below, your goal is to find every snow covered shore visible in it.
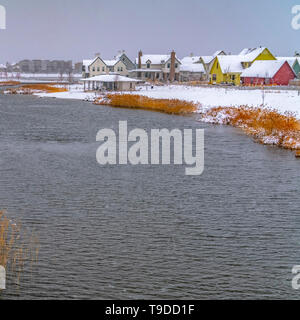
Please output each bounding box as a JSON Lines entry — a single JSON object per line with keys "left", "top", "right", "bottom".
{"left": 34, "top": 84, "right": 300, "bottom": 119}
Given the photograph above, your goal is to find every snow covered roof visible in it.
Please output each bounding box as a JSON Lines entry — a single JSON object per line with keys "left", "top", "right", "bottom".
{"left": 82, "top": 74, "right": 139, "bottom": 82}
{"left": 276, "top": 57, "right": 298, "bottom": 68}
{"left": 83, "top": 58, "right": 97, "bottom": 69}
{"left": 83, "top": 56, "right": 121, "bottom": 69}
{"left": 217, "top": 56, "right": 244, "bottom": 73}
{"left": 200, "top": 56, "right": 214, "bottom": 64}
{"left": 136, "top": 54, "right": 180, "bottom": 65}
{"left": 239, "top": 47, "right": 269, "bottom": 62}
{"left": 201, "top": 51, "right": 224, "bottom": 65}
{"left": 213, "top": 50, "right": 225, "bottom": 57}
{"left": 240, "top": 60, "right": 289, "bottom": 78}
{"left": 181, "top": 56, "right": 201, "bottom": 64}
{"left": 180, "top": 63, "right": 205, "bottom": 73}
{"left": 104, "top": 59, "right": 118, "bottom": 66}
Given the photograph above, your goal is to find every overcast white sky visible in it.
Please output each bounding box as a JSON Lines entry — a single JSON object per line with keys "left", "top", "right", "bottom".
{"left": 0, "top": 0, "right": 299, "bottom": 63}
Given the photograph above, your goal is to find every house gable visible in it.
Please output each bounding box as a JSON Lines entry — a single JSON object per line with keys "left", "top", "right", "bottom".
{"left": 118, "top": 53, "right": 135, "bottom": 70}
{"left": 253, "top": 48, "right": 276, "bottom": 62}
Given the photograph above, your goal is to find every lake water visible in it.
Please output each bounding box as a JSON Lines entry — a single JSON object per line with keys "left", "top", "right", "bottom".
{"left": 0, "top": 94, "right": 300, "bottom": 299}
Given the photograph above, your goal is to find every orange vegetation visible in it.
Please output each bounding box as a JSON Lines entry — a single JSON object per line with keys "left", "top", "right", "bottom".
{"left": 4, "top": 84, "right": 68, "bottom": 95}
{"left": 0, "top": 211, "right": 39, "bottom": 285}
{"left": 202, "top": 106, "right": 300, "bottom": 151}
{"left": 95, "top": 94, "right": 197, "bottom": 115}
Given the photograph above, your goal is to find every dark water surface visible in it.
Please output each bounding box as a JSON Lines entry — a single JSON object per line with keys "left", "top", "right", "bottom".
{"left": 0, "top": 94, "right": 300, "bottom": 299}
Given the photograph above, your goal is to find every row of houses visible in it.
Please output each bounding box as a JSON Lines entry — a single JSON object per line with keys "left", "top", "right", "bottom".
{"left": 82, "top": 47, "right": 300, "bottom": 87}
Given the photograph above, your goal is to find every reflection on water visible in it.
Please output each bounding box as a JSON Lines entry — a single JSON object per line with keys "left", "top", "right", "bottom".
{"left": 0, "top": 94, "right": 300, "bottom": 299}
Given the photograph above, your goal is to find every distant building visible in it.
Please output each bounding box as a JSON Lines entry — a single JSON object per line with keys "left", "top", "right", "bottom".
{"left": 74, "top": 62, "right": 83, "bottom": 74}
{"left": 130, "top": 51, "right": 181, "bottom": 82}
{"left": 18, "top": 59, "right": 73, "bottom": 74}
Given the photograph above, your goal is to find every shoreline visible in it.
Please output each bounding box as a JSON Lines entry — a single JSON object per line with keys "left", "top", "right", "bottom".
{"left": 3, "top": 83, "right": 300, "bottom": 155}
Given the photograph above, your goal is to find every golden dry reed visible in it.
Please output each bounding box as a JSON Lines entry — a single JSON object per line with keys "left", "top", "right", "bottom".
{"left": 95, "top": 94, "right": 197, "bottom": 115}
{"left": 0, "top": 211, "right": 39, "bottom": 288}
{"left": 5, "top": 84, "right": 67, "bottom": 95}
{"left": 0, "top": 81, "right": 21, "bottom": 86}
{"left": 202, "top": 106, "right": 300, "bottom": 151}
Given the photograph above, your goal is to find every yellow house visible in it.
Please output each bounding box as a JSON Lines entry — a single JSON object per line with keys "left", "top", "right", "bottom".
{"left": 210, "top": 47, "right": 276, "bottom": 85}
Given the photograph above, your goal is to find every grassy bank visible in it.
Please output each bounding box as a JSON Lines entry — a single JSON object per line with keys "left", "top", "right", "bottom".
{"left": 201, "top": 106, "right": 300, "bottom": 151}
{"left": 4, "top": 84, "right": 67, "bottom": 95}
{"left": 95, "top": 94, "right": 197, "bottom": 115}
{"left": 96, "top": 93, "right": 300, "bottom": 153}
{"left": 0, "top": 81, "right": 21, "bottom": 87}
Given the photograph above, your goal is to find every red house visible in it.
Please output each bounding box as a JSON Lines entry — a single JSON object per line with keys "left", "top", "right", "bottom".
{"left": 241, "top": 60, "right": 296, "bottom": 86}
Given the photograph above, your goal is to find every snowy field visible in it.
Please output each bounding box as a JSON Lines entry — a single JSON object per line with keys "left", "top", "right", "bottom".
{"left": 35, "top": 84, "right": 300, "bottom": 118}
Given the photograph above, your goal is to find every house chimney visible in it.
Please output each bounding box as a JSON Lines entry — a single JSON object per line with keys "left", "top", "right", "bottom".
{"left": 169, "top": 50, "right": 176, "bottom": 82}
{"left": 138, "top": 50, "right": 143, "bottom": 69}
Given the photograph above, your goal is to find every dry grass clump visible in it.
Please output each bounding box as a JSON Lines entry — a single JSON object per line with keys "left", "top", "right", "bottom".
{"left": 0, "top": 211, "right": 39, "bottom": 288}
{"left": 0, "top": 81, "right": 21, "bottom": 86}
{"left": 4, "top": 84, "right": 67, "bottom": 95}
{"left": 202, "top": 106, "right": 300, "bottom": 150}
{"left": 20, "top": 84, "right": 68, "bottom": 93}
{"left": 95, "top": 94, "right": 197, "bottom": 115}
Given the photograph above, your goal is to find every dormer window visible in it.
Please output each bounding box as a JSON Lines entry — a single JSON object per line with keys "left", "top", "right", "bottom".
{"left": 147, "top": 63, "right": 151, "bottom": 69}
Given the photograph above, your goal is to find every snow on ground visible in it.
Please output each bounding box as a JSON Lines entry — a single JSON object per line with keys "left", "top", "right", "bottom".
{"left": 34, "top": 84, "right": 300, "bottom": 118}
{"left": 0, "top": 73, "right": 82, "bottom": 83}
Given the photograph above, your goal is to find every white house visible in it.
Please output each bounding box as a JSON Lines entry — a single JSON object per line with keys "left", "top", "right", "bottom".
{"left": 82, "top": 52, "right": 135, "bottom": 78}
{"left": 130, "top": 51, "right": 181, "bottom": 82}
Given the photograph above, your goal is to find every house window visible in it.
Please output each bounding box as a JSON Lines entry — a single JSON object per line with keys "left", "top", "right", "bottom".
{"left": 93, "top": 67, "right": 95, "bottom": 72}
{"left": 121, "top": 67, "right": 123, "bottom": 71}
{"left": 175, "top": 63, "right": 178, "bottom": 68}
{"left": 231, "top": 75, "right": 236, "bottom": 81}
{"left": 212, "top": 74, "right": 217, "bottom": 81}
{"left": 97, "top": 67, "right": 100, "bottom": 72}
{"left": 147, "top": 63, "right": 150, "bottom": 69}
{"left": 167, "top": 63, "right": 171, "bottom": 68}
{"left": 145, "top": 72, "right": 148, "bottom": 78}
{"left": 102, "top": 67, "right": 105, "bottom": 72}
